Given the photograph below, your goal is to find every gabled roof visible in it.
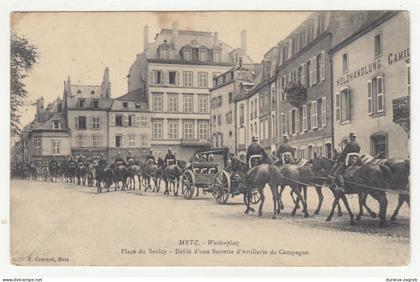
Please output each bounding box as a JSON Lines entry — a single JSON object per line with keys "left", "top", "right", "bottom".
{"left": 115, "top": 88, "right": 147, "bottom": 103}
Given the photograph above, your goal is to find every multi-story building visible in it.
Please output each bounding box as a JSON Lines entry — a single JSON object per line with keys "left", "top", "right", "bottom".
{"left": 65, "top": 67, "right": 113, "bottom": 158}
{"left": 108, "top": 88, "right": 151, "bottom": 160}
{"left": 210, "top": 62, "right": 255, "bottom": 153}
{"left": 331, "top": 11, "right": 409, "bottom": 158}
{"left": 274, "top": 11, "right": 385, "bottom": 160}
{"left": 127, "top": 22, "right": 252, "bottom": 160}
{"left": 28, "top": 97, "right": 71, "bottom": 161}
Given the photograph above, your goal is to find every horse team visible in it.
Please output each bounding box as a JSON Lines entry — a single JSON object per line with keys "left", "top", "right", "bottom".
{"left": 11, "top": 153, "right": 409, "bottom": 228}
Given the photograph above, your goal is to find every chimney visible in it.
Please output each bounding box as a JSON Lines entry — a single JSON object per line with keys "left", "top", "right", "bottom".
{"left": 241, "top": 30, "right": 247, "bottom": 55}
{"left": 213, "top": 31, "right": 218, "bottom": 47}
{"left": 143, "top": 25, "right": 149, "bottom": 51}
{"left": 102, "top": 67, "right": 111, "bottom": 99}
{"left": 172, "top": 21, "right": 179, "bottom": 38}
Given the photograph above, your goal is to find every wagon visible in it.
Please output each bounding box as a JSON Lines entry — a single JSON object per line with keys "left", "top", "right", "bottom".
{"left": 181, "top": 147, "right": 261, "bottom": 205}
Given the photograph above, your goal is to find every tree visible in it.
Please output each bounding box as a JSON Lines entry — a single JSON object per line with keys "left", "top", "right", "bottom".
{"left": 10, "top": 32, "right": 39, "bottom": 139}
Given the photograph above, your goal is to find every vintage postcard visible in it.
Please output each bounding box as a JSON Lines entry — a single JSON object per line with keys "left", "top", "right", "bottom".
{"left": 9, "top": 11, "right": 410, "bottom": 267}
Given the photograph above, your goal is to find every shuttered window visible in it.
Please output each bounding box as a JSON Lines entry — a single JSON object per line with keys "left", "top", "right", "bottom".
{"left": 311, "top": 101, "right": 318, "bottom": 129}
{"left": 321, "top": 97, "right": 327, "bottom": 127}
{"left": 368, "top": 80, "right": 373, "bottom": 115}
{"left": 377, "top": 76, "right": 384, "bottom": 113}
{"left": 302, "top": 105, "right": 308, "bottom": 132}
{"left": 320, "top": 51, "right": 326, "bottom": 81}
{"left": 288, "top": 110, "right": 292, "bottom": 135}
{"left": 335, "top": 92, "right": 341, "bottom": 122}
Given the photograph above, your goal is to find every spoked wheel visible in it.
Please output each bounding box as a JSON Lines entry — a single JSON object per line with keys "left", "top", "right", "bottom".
{"left": 248, "top": 188, "right": 261, "bottom": 204}
{"left": 213, "top": 170, "right": 231, "bottom": 204}
{"left": 182, "top": 170, "right": 195, "bottom": 199}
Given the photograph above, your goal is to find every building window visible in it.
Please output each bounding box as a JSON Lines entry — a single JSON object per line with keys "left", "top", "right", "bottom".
{"left": 92, "top": 117, "right": 100, "bottom": 129}
{"left": 168, "top": 71, "right": 177, "bottom": 85}
{"left": 198, "top": 72, "right": 208, "bottom": 88}
{"left": 316, "top": 53, "right": 321, "bottom": 83}
{"left": 218, "top": 114, "right": 222, "bottom": 126}
{"left": 213, "top": 49, "right": 221, "bottom": 63}
{"left": 92, "top": 135, "right": 101, "bottom": 147}
{"left": 139, "top": 115, "right": 148, "bottom": 127}
{"left": 325, "top": 143, "right": 332, "bottom": 159}
{"left": 213, "top": 114, "right": 217, "bottom": 128}
{"left": 336, "top": 88, "right": 351, "bottom": 123}
{"left": 115, "top": 135, "right": 122, "bottom": 148}
{"left": 281, "top": 112, "right": 286, "bottom": 135}
{"left": 183, "top": 71, "right": 193, "bottom": 87}
{"left": 77, "top": 134, "right": 86, "bottom": 147}
{"left": 374, "top": 33, "right": 382, "bottom": 58}
{"left": 370, "top": 133, "right": 388, "bottom": 158}
{"left": 153, "top": 70, "right": 162, "bottom": 84}
{"left": 92, "top": 99, "right": 99, "bottom": 108}
{"left": 198, "top": 48, "right": 207, "bottom": 61}
{"left": 160, "top": 47, "right": 169, "bottom": 59}
{"left": 115, "top": 115, "right": 123, "bottom": 127}
{"left": 33, "top": 139, "right": 41, "bottom": 155}
{"left": 168, "top": 121, "right": 178, "bottom": 140}
{"left": 140, "top": 135, "right": 148, "bottom": 147}
{"left": 368, "top": 75, "right": 385, "bottom": 115}
{"left": 152, "top": 120, "right": 163, "bottom": 139}
{"left": 254, "top": 99, "right": 258, "bottom": 119}
{"left": 226, "top": 111, "right": 233, "bottom": 124}
{"left": 199, "top": 96, "right": 209, "bottom": 113}
{"left": 183, "top": 47, "right": 192, "bottom": 61}
{"left": 79, "top": 99, "right": 85, "bottom": 107}
{"left": 306, "top": 60, "right": 311, "bottom": 87}
{"left": 152, "top": 95, "right": 162, "bottom": 112}
{"left": 342, "top": 53, "right": 348, "bottom": 73}
{"left": 53, "top": 120, "right": 61, "bottom": 129}
{"left": 128, "top": 114, "right": 135, "bottom": 127}
{"left": 75, "top": 116, "right": 86, "bottom": 129}
{"left": 183, "top": 121, "right": 194, "bottom": 140}
{"left": 321, "top": 97, "right": 327, "bottom": 127}
{"left": 128, "top": 134, "right": 136, "bottom": 147}
{"left": 250, "top": 101, "right": 254, "bottom": 120}
{"left": 168, "top": 95, "right": 178, "bottom": 112}
{"left": 51, "top": 139, "right": 61, "bottom": 155}
{"left": 135, "top": 103, "right": 141, "bottom": 109}
{"left": 183, "top": 95, "right": 193, "bottom": 113}
{"left": 302, "top": 105, "right": 308, "bottom": 132}
{"left": 228, "top": 92, "right": 233, "bottom": 103}
{"left": 123, "top": 102, "right": 128, "bottom": 108}
{"left": 239, "top": 104, "right": 245, "bottom": 124}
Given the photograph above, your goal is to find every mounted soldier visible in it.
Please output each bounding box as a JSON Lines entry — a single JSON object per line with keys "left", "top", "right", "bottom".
{"left": 246, "top": 136, "right": 268, "bottom": 168}
{"left": 126, "top": 151, "right": 135, "bottom": 166}
{"left": 145, "top": 149, "right": 155, "bottom": 164}
{"left": 331, "top": 132, "right": 361, "bottom": 192}
{"left": 276, "top": 135, "right": 295, "bottom": 165}
{"left": 164, "top": 148, "right": 177, "bottom": 167}
{"left": 115, "top": 151, "right": 125, "bottom": 166}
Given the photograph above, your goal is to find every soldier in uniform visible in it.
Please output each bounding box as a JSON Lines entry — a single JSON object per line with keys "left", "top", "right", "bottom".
{"left": 127, "top": 151, "right": 135, "bottom": 166}
{"left": 98, "top": 153, "right": 107, "bottom": 168}
{"left": 145, "top": 149, "right": 155, "bottom": 164}
{"left": 276, "top": 135, "right": 295, "bottom": 165}
{"left": 164, "top": 148, "right": 177, "bottom": 166}
{"left": 246, "top": 136, "right": 268, "bottom": 168}
{"left": 115, "top": 151, "right": 125, "bottom": 166}
{"left": 331, "top": 132, "right": 361, "bottom": 192}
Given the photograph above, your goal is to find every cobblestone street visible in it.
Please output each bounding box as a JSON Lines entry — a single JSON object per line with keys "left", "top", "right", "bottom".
{"left": 11, "top": 179, "right": 409, "bottom": 266}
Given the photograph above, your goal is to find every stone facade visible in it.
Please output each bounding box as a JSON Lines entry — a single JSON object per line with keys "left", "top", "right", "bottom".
{"left": 331, "top": 11, "right": 410, "bottom": 158}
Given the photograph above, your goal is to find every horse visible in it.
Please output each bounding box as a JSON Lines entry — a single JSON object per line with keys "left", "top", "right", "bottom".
{"left": 312, "top": 156, "right": 392, "bottom": 226}
{"left": 230, "top": 157, "right": 279, "bottom": 219}
{"left": 162, "top": 160, "right": 186, "bottom": 196}
{"left": 96, "top": 164, "right": 115, "bottom": 193}
{"left": 128, "top": 161, "right": 142, "bottom": 190}
{"left": 142, "top": 159, "right": 162, "bottom": 192}
{"left": 112, "top": 163, "right": 130, "bottom": 191}
{"left": 76, "top": 162, "right": 88, "bottom": 186}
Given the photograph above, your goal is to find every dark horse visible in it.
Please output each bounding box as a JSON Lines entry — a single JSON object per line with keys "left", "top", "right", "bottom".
{"left": 142, "top": 159, "right": 162, "bottom": 192}
{"left": 112, "top": 163, "right": 130, "bottom": 191}
{"left": 128, "top": 161, "right": 143, "bottom": 190}
{"left": 96, "top": 165, "right": 115, "bottom": 193}
{"left": 312, "top": 156, "right": 392, "bottom": 226}
{"left": 162, "top": 160, "right": 186, "bottom": 196}
{"left": 230, "top": 158, "right": 279, "bottom": 219}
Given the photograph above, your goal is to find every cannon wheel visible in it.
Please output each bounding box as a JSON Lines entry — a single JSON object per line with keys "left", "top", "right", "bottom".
{"left": 213, "top": 170, "right": 231, "bottom": 204}
{"left": 182, "top": 170, "right": 195, "bottom": 199}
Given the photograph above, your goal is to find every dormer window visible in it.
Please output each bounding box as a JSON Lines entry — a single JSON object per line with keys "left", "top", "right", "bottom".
{"left": 135, "top": 103, "right": 141, "bottom": 109}
{"left": 213, "top": 49, "right": 221, "bottom": 63}
{"left": 183, "top": 47, "right": 193, "bottom": 61}
{"left": 79, "top": 98, "right": 85, "bottom": 107}
{"left": 77, "top": 90, "right": 82, "bottom": 94}
{"left": 160, "top": 46, "right": 169, "bottom": 59}
{"left": 53, "top": 120, "right": 61, "bottom": 129}
{"left": 123, "top": 102, "right": 128, "bottom": 108}
{"left": 92, "top": 99, "right": 99, "bottom": 108}
{"left": 90, "top": 90, "right": 95, "bottom": 95}
{"left": 198, "top": 47, "right": 207, "bottom": 62}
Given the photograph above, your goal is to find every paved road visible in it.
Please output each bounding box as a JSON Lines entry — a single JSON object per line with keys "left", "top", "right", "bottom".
{"left": 10, "top": 179, "right": 409, "bottom": 266}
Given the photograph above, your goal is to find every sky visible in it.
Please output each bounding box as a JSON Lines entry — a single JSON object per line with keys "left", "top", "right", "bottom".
{"left": 12, "top": 11, "right": 310, "bottom": 125}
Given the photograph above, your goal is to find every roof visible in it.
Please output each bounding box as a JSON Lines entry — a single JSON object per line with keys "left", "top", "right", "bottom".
{"left": 29, "top": 112, "right": 69, "bottom": 133}
{"left": 67, "top": 97, "right": 113, "bottom": 110}
{"left": 115, "top": 88, "right": 147, "bottom": 103}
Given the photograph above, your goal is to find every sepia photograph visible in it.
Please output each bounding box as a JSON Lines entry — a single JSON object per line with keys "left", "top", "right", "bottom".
{"left": 8, "top": 10, "right": 410, "bottom": 268}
